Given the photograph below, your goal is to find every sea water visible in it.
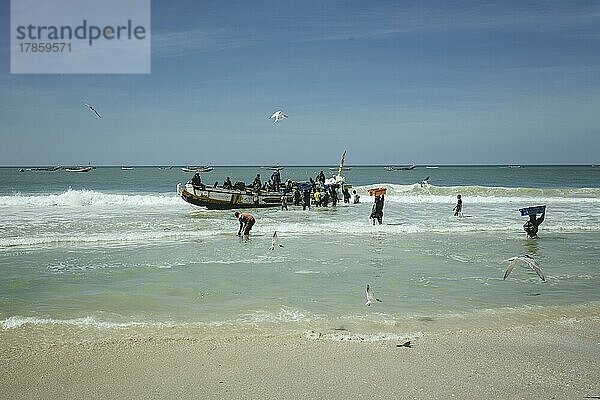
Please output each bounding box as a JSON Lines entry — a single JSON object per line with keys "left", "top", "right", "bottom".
{"left": 1, "top": 166, "right": 599, "bottom": 339}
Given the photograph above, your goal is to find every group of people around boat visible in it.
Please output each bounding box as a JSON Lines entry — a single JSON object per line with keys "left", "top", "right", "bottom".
{"left": 198, "top": 170, "right": 545, "bottom": 239}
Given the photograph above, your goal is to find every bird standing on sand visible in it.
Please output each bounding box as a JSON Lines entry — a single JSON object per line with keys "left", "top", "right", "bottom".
{"left": 365, "top": 284, "right": 382, "bottom": 306}
{"left": 269, "top": 231, "right": 284, "bottom": 250}
{"left": 82, "top": 102, "right": 102, "bottom": 118}
{"left": 269, "top": 110, "right": 287, "bottom": 123}
{"left": 503, "top": 255, "right": 545, "bottom": 281}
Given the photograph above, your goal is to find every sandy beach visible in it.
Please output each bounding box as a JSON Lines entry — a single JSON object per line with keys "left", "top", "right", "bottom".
{"left": 2, "top": 312, "right": 599, "bottom": 400}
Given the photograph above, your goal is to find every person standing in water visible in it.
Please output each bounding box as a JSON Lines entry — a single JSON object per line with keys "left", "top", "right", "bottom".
{"left": 453, "top": 194, "right": 463, "bottom": 216}
{"left": 302, "top": 189, "right": 311, "bottom": 210}
{"left": 523, "top": 212, "right": 545, "bottom": 238}
{"left": 342, "top": 187, "right": 351, "bottom": 203}
{"left": 235, "top": 212, "right": 255, "bottom": 236}
{"left": 353, "top": 190, "right": 360, "bottom": 204}
{"left": 370, "top": 195, "right": 384, "bottom": 225}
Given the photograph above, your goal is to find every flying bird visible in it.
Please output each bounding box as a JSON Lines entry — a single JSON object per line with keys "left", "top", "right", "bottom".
{"left": 503, "top": 255, "right": 545, "bottom": 281}
{"left": 365, "top": 284, "right": 382, "bottom": 306}
{"left": 82, "top": 102, "right": 102, "bottom": 118}
{"left": 269, "top": 110, "right": 287, "bottom": 123}
{"left": 269, "top": 231, "right": 284, "bottom": 250}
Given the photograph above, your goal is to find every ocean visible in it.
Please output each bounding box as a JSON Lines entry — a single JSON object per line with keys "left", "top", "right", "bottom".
{"left": 1, "top": 165, "right": 599, "bottom": 340}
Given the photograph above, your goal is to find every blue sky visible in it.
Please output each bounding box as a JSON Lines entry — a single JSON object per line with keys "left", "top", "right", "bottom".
{"left": 1, "top": 0, "right": 599, "bottom": 165}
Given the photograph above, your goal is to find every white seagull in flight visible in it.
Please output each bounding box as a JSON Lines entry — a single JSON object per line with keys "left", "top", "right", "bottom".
{"left": 269, "top": 231, "right": 284, "bottom": 250}
{"left": 503, "top": 255, "right": 545, "bottom": 281}
{"left": 82, "top": 102, "right": 102, "bottom": 118}
{"left": 269, "top": 110, "right": 287, "bottom": 123}
{"left": 365, "top": 284, "right": 382, "bottom": 306}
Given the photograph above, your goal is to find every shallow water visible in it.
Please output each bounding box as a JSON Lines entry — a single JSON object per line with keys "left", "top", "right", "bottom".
{"left": 1, "top": 166, "right": 599, "bottom": 335}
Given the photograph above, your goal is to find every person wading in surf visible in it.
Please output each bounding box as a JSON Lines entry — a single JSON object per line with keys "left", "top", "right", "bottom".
{"left": 523, "top": 212, "right": 545, "bottom": 238}
{"left": 453, "top": 194, "right": 463, "bottom": 216}
{"left": 370, "top": 195, "right": 384, "bottom": 225}
{"left": 235, "top": 212, "right": 255, "bottom": 236}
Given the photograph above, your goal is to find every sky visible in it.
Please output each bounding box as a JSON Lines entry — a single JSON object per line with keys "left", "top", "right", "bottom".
{"left": 1, "top": 0, "right": 600, "bottom": 166}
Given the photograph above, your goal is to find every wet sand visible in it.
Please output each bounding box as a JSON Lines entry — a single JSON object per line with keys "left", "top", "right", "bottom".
{"left": 1, "top": 316, "right": 599, "bottom": 399}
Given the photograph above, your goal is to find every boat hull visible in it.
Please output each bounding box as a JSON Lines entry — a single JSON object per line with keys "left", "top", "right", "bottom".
{"left": 177, "top": 183, "right": 291, "bottom": 210}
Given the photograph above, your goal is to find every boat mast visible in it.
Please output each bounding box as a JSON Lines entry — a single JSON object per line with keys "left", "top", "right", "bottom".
{"left": 337, "top": 150, "right": 346, "bottom": 177}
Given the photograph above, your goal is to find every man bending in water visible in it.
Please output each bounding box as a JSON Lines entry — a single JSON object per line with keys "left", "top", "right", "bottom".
{"left": 235, "top": 211, "right": 255, "bottom": 236}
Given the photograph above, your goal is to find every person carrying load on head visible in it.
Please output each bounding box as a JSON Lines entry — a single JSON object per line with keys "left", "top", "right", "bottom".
{"left": 523, "top": 212, "right": 545, "bottom": 238}
{"left": 370, "top": 195, "right": 384, "bottom": 225}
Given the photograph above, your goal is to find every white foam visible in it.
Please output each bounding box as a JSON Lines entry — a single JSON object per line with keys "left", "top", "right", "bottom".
{"left": 0, "top": 230, "right": 221, "bottom": 248}
{"left": 237, "top": 308, "right": 311, "bottom": 324}
{"left": 0, "top": 189, "right": 181, "bottom": 208}
{"left": 294, "top": 270, "right": 321, "bottom": 274}
{"left": 353, "top": 183, "right": 600, "bottom": 202}
{"left": 1, "top": 315, "right": 153, "bottom": 330}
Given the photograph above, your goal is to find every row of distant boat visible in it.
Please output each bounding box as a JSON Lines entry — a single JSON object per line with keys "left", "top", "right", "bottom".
{"left": 19, "top": 166, "right": 95, "bottom": 173}
{"left": 16, "top": 165, "right": 440, "bottom": 173}
{"left": 18, "top": 165, "right": 214, "bottom": 173}
{"left": 21, "top": 164, "right": 593, "bottom": 174}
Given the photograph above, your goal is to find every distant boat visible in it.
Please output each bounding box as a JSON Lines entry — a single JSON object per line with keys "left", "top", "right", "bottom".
{"left": 121, "top": 166, "right": 134, "bottom": 170}
{"left": 65, "top": 166, "right": 93, "bottom": 173}
{"left": 21, "top": 166, "right": 61, "bottom": 172}
{"left": 264, "top": 166, "right": 284, "bottom": 171}
{"left": 329, "top": 167, "right": 352, "bottom": 171}
{"left": 508, "top": 165, "right": 522, "bottom": 168}
{"left": 182, "top": 166, "right": 213, "bottom": 173}
{"left": 425, "top": 166, "right": 439, "bottom": 169}
{"left": 385, "top": 164, "right": 415, "bottom": 171}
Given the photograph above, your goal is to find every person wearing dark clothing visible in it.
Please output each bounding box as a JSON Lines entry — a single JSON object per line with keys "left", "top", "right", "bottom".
{"left": 252, "top": 174, "right": 262, "bottom": 191}
{"left": 322, "top": 191, "right": 329, "bottom": 207}
{"left": 309, "top": 178, "right": 317, "bottom": 192}
{"left": 302, "top": 190, "right": 311, "bottom": 210}
{"left": 453, "top": 194, "right": 462, "bottom": 216}
{"left": 191, "top": 172, "right": 203, "bottom": 188}
{"left": 293, "top": 189, "right": 301, "bottom": 206}
{"left": 370, "top": 195, "right": 384, "bottom": 225}
{"left": 523, "top": 212, "right": 545, "bottom": 238}
{"left": 353, "top": 190, "right": 360, "bottom": 204}
{"left": 342, "top": 187, "right": 351, "bottom": 204}
{"left": 223, "top": 177, "right": 233, "bottom": 189}
{"left": 330, "top": 187, "right": 338, "bottom": 207}
{"left": 281, "top": 194, "right": 288, "bottom": 210}
{"left": 235, "top": 212, "right": 255, "bottom": 236}
{"left": 271, "top": 170, "right": 281, "bottom": 191}
{"left": 317, "top": 171, "right": 326, "bottom": 184}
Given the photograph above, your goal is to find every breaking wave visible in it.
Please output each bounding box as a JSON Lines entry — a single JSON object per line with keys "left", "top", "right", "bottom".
{"left": 353, "top": 183, "right": 600, "bottom": 202}
{"left": 0, "top": 189, "right": 181, "bottom": 208}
